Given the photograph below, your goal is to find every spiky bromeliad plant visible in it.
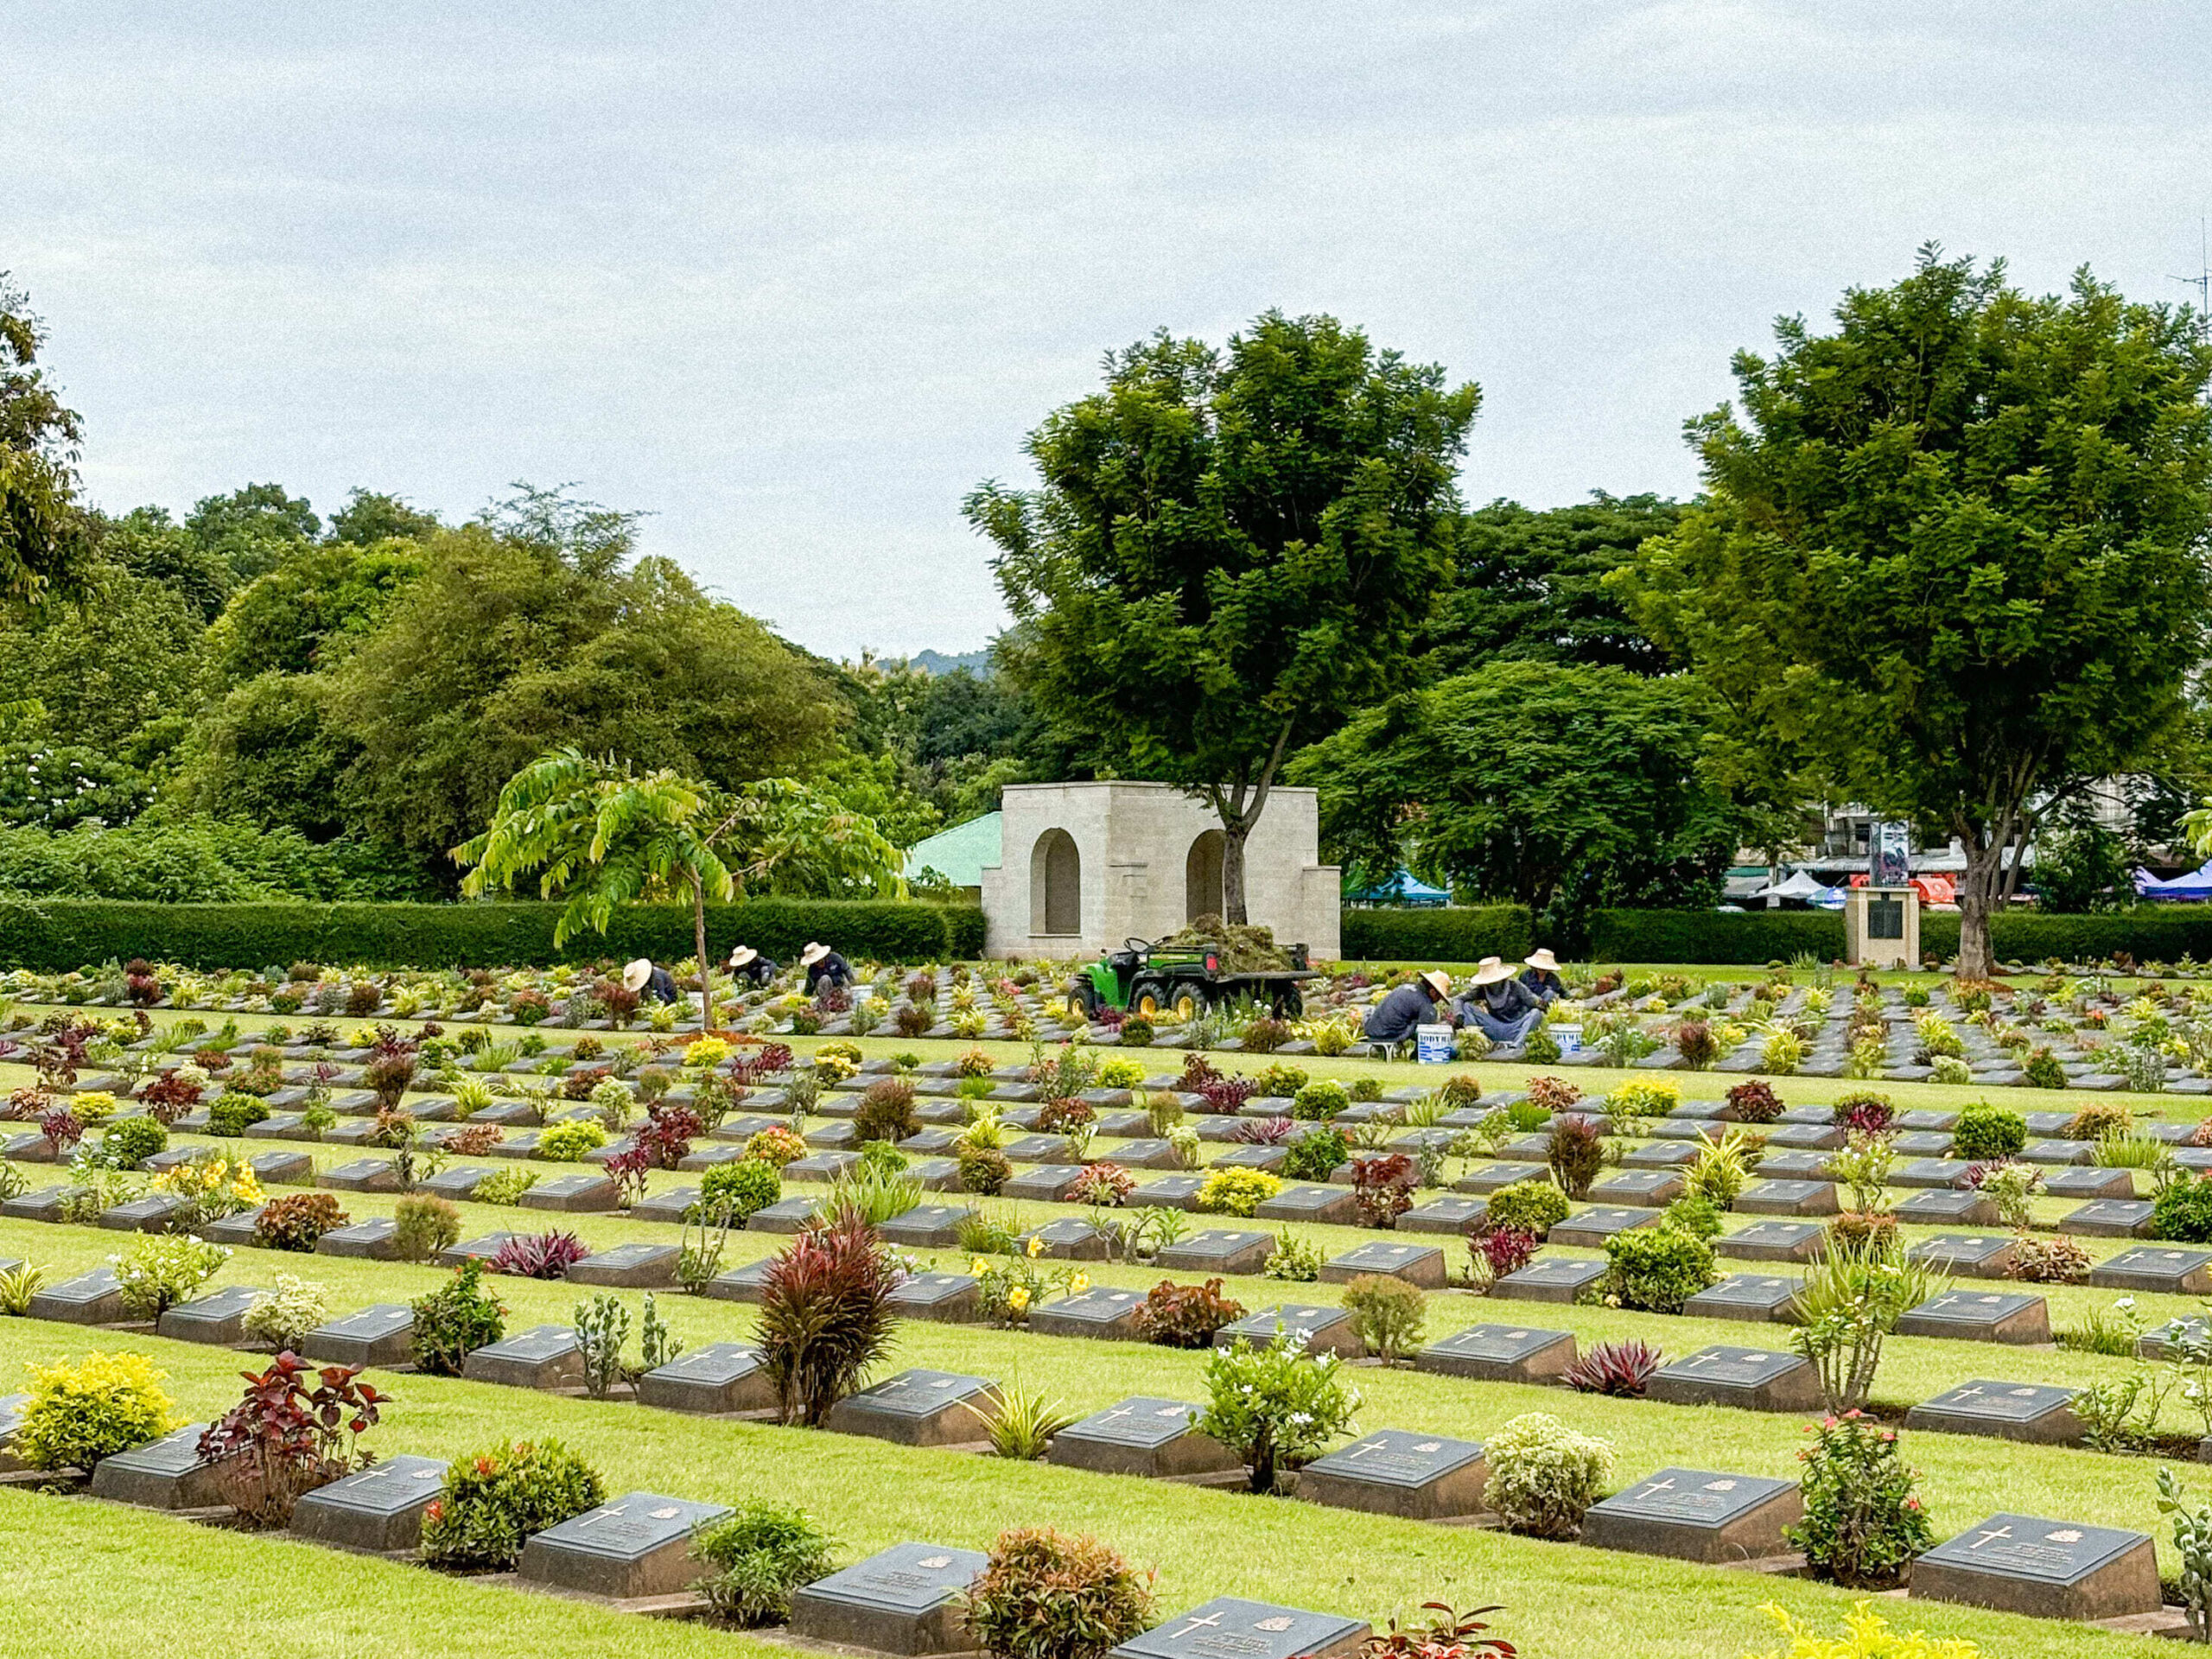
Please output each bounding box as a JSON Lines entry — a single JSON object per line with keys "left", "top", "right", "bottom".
{"left": 758, "top": 1211, "right": 901, "bottom": 1427}
{"left": 1562, "top": 1338, "right": 1663, "bottom": 1397}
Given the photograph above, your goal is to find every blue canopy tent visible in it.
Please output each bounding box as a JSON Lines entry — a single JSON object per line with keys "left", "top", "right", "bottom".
{"left": 2137, "top": 862, "right": 2212, "bottom": 902}
{"left": 1349, "top": 870, "right": 1450, "bottom": 907}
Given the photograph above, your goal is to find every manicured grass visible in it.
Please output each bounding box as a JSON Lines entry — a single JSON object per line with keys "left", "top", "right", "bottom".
{"left": 0, "top": 1317, "right": 2176, "bottom": 1659}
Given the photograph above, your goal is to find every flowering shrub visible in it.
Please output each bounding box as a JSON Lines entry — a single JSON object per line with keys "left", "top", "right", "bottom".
{"left": 113, "top": 1233, "right": 231, "bottom": 1319}
{"left": 150, "top": 1151, "right": 264, "bottom": 1224}
{"left": 418, "top": 1439, "right": 605, "bottom": 1569}
{"left": 1196, "top": 1335, "right": 1362, "bottom": 1493}
{"left": 1785, "top": 1412, "right": 1935, "bottom": 1589}
{"left": 975, "top": 1243, "right": 1088, "bottom": 1327}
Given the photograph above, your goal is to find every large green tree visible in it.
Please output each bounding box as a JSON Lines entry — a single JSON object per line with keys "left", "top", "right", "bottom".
{"left": 0, "top": 274, "right": 91, "bottom": 610}
{"left": 971, "top": 311, "right": 1480, "bottom": 920}
{"left": 1293, "top": 660, "right": 1737, "bottom": 931}
{"left": 1620, "top": 249, "right": 2212, "bottom": 978}
{"left": 1423, "top": 493, "right": 1685, "bottom": 677}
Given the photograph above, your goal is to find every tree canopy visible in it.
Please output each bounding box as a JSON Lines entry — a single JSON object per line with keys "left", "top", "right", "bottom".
{"left": 0, "top": 273, "right": 90, "bottom": 609}
{"left": 1619, "top": 248, "right": 2212, "bottom": 976}
{"left": 973, "top": 309, "right": 1480, "bottom": 919}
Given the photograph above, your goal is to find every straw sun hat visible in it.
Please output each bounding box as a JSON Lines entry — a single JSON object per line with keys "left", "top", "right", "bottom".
{"left": 620, "top": 958, "right": 653, "bottom": 993}
{"left": 799, "top": 942, "right": 830, "bottom": 967}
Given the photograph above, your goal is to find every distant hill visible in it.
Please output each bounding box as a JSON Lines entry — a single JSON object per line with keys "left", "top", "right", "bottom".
{"left": 911, "top": 648, "right": 992, "bottom": 677}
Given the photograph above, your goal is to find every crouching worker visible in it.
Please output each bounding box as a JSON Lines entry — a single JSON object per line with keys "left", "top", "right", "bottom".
{"left": 726, "top": 945, "right": 779, "bottom": 989}
{"left": 1362, "top": 970, "right": 1454, "bottom": 1046}
{"left": 622, "top": 957, "right": 683, "bottom": 1006}
{"left": 1458, "top": 959, "right": 1542, "bottom": 1045}
{"left": 799, "top": 941, "right": 855, "bottom": 994}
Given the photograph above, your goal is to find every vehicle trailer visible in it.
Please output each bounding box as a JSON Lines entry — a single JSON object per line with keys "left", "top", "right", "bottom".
{"left": 1069, "top": 938, "right": 1315, "bottom": 1022}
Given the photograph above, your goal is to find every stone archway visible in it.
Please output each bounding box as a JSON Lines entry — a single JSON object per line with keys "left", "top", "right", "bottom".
{"left": 1031, "top": 829, "right": 1082, "bottom": 937}
{"left": 1185, "top": 829, "right": 1225, "bottom": 922}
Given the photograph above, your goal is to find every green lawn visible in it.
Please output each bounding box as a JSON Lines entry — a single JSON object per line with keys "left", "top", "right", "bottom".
{"left": 2, "top": 998, "right": 2208, "bottom": 1657}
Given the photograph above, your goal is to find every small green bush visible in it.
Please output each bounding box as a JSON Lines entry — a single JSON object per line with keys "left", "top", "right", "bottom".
{"left": 417, "top": 1437, "right": 606, "bottom": 1569}
{"left": 392, "top": 1192, "right": 461, "bottom": 1263}
{"left": 15, "top": 1350, "right": 181, "bottom": 1470}
{"left": 1196, "top": 1166, "right": 1281, "bottom": 1217}
{"left": 2154, "top": 1177, "right": 2212, "bottom": 1244}
{"left": 1291, "top": 1080, "right": 1349, "bottom": 1121}
{"left": 1282, "top": 1126, "right": 1348, "bottom": 1183}
{"left": 207, "top": 1093, "right": 270, "bottom": 1136}
{"left": 99, "top": 1116, "right": 168, "bottom": 1168}
{"left": 1482, "top": 1411, "right": 1615, "bottom": 1538}
{"left": 1485, "top": 1179, "right": 1568, "bottom": 1238}
{"left": 537, "top": 1119, "right": 607, "bottom": 1161}
{"left": 692, "top": 1501, "right": 840, "bottom": 1627}
{"left": 1953, "top": 1103, "right": 2027, "bottom": 1161}
{"left": 410, "top": 1258, "right": 506, "bottom": 1376}
{"left": 1195, "top": 1337, "right": 1360, "bottom": 1493}
{"left": 697, "top": 1157, "right": 783, "bottom": 1224}
{"left": 1601, "top": 1225, "right": 1715, "bottom": 1313}
{"left": 959, "top": 1527, "right": 1156, "bottom": 1659}
{"left": 1340, "top": 1274, "right": 1426, "bottom": 1362}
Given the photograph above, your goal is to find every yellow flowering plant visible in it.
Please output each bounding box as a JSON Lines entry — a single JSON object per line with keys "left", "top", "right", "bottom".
{"left": 1745, "top": 1601, "right": 1978, "bottom": 1659}
{"left": 974, "top": 1249, "right": 1088, "bottom": 1328}
{"left": 150, "top": 1152, "right": 264, "bottom": 1224}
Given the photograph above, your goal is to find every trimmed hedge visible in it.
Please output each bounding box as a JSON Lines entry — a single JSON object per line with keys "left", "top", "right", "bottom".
{"left": 0, "top": 899, "right": 982, "bottom": 972}
{"left": 1592, "top": 906, "right": 2212, "bottom": 967}
{"left": 1339, "top": 905, "right": 1533, "bottom": 965}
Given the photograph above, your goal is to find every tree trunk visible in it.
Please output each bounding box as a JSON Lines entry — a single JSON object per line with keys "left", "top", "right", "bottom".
{"left": 689, "top": 869, "right": 715, "bottom": 1027}
{"left": 1222, "top": 822, "right": 1249, "bottom": 925}
{"left": 1956, "top": 837, "right": 2005, "bottom": 982}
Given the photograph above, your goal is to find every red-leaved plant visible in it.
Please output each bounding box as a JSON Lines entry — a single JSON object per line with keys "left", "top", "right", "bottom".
{"left": 1468, "top": 1224, "right": 1540, "bottom": 1291}
{"left": 1360, "top": 1602, "right": 1516, "bottom": 1659}
{"left": 137, "top": 1071, "right": 205, "bottom": 1125}
{"left": 198, "top": 1352, "right": 391, "bottom": 1526}
{"left": 1353, "top": 1152, "right": 1418, "bottom": 1229}
{"left": 490, "top": 1230, "right": 592, "bottom": 1280}
{"left": 1232, "top": 1116, "right": 1295, "bottom": 1146}
{"left": 1564, "top": 1338, "right": 1662, "bottom": 1396}
{"left": 758, "top": 1210, "right": 901, "bottom": 1427}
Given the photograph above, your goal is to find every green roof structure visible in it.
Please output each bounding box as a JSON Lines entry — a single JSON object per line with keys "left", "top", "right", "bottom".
{"left": 905, "top": 810, "right": 1001, "bottom": 889}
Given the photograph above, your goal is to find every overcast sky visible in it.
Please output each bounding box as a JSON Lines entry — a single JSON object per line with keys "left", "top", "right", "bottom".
{"left": 6, "top": 3, "right": 2209, "bottom": 659}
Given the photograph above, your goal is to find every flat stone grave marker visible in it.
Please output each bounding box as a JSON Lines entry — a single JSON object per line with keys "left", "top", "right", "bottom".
{"left": 1297, "top": 1429, "right": 1488, "bottom": 1520}
{"left": 628, "top": 1185, "right": 701, "bottom": 1225}
{"left": 1906, "top": 1380, "right": 2082, "bottom": 1444}
{"left": 1255, "top": 1185, "right": 1357, "bottom": 1224}
{"left": 1732, "top": 1179, "right": 1837, "bottom": 1217}
{"left": 518, "top": 1173, "right": 620, "bottom": 1212}
{"left": 1215, "top": 1304, "right": 1361, "bottom": 1358}
{"left": 518, "top": 1491, "right": 733, "bottom": 1599}
{"left": 1001, "top": 1134, "right": 1077, "bottom": 1165}
{"left": 2022, "top": 1112, "right": 2081, "bottom": 1137}
{"left": 246, "top": 1149, "right": 314, "bottom": 1185}
{"left": 1094, "top": 1110, "right": 1153, "bottom": 1137}
{"left": 0, "top": 1391, "right": 28, "bottom": 1471}
{"left": 0, "top": 1183, "right": 72, "bottom": 1224}
{"left": 1023, "top": 1218, "right": 1118, "bottom": 1261}
{"left": 1494, "top": 1134, "right": 1555, "bottom": 1161}
{"left": 747, "top": 1197, "right": 823, "bottom": 1234}
{"left": 784, "top": 1152, "right": 858, "bottom": 1183}
{"left": 156, "top": 1285, "right": 267, "bottom": 1345}
{"left": 880, "top": 1205, "right": 976, "bottom": 1249}
{"left": 1891, "top": 1158, "right": 1967, "bottom": 1188}
{"left": 2021, "top": 1139, "right": 2091, "bottom": 1166}
{"left": 1032, "top": 1286, "right": 1147, "bottom": 1339}
{"left": 1415, "top": 1323, "right": 1577, "bottom": 1383}
{"left": 1401, "top": 1195, "right": 1488, "bottom": 1234}
{"left": 318, "top": 1158, "right": 401, "bottom": 1193}
{"left": 1580, "top": 1467, "right": 1802, "bottom": 1563}
{"left": 98, "top": 1192, "right": 193, "bottom": 1233}
{"left": 1890, "top": 1132, "right": 1955, "bottom": 1156}
{"left": 301, "top": 1303, "right": 413, "bottom": 1368}
{"left": 1131, "top": 1174, "right": 1209, "bottom": 1211}
{"left": 1109, "top": 1598, "right": 1370, "bottom": 1659}
{"left": 706, "top": 1258, "right": 775, "bottom": 1304}
{"left": 1494, "top": 1255, "right": 1610, "bottom": 1303}
{"left": 1623, "top": 1142, "right": 1700, "bottom": 1168}
{"left": 1896, "top": 1290, "right": 2050, "bottom": 1344}
{"left": 88, "top": 1423, "right": 224, "bottom": 1509}
{"left": 1210, "top": 1144, "right": 1290, "bottom": 1174}
{"left": 895, "top": 1128, "right": 963, "bottom": 1154}
{"left": 566, "top": 1242, "right": 679, "bottom": 1289}
{"left": 1157, "top": 1230, "right": 1274, "bottom": 1276}
{"left": 637, "top": 1341, "right": 772, "bottom": 1415}
{"left": 1047, "top": 1396, "right": 1239, "bottom": 1480}
{"left": 461, "top": 1323, "right": 585, "bottom": 1390}
{"left": 1908, "top": 1233, "right": 2017, "bottom": 1278}
{"left": 2059, "top": 1198, "right": 2157, "bottom": 1238}
{"left": 789, "top": 1541, "right": 989, "bottom": 1656}
{"left": 1897, "top": 1109, "right": 1961, "bottom": 1131}
{"left": 2091, "top": 1246, "right": 2212, "bottom": 1295}
{"left": 28, "top": 1265, "right": 124, "bottom": 1325}
{"left": 1681, "top": 1274, "right": 1804, "bottom": 1325}
{"left": 2042, "top": 1166, "right": 2135, "bottom": 1200}
{"left": 289, "top": 1453, "right": 450, "bottom": 1552}
{"left": 1713, "top": 1221, "right": 1827, "bottom": 1263}
{"left": 804, "top": 1122, "right": 861, "bottom": 1150}
{"left": 1456, "top": 1161, "right": 1548, "bottom": 1195}
{"left": 1894, "top": 1189, "right": 1999, "bottom": 1226}
{"left": 1910, "top": 1511, "right": 2159, "bottom": 1620}
{"left": 485, "top": 1128, "right": 546, "bottom": 1159}
{"left": 1003, "top": 1164, "right": 1089, "bottom": 1203}
{"left": 824, "top": 1369, "right": 999, "bottom": 1446}
{"left": 887, "top": 1272, "right": 984, "bottom": 1323}
{"left": 415, "top": 1165, "right": 495, "bottom": 1202}
{"left": 1646, "top": 1345, "right": 1821, "bottom": 1412}
{"left": 1586, "top": 1169, "right": 1686, "bottom": 1208}
{"left": 1764, "top": 1122, "right": 1843, "bottom": 1150}
{"left": 1776, "top": 1105, "right": 1834, "bottom": 1125}
{"left": 1109, "top": 1138, "right": 1191, "bottom": 1170}
{"left": 440, "top": 1232, "right": 520, "bottom": 1265}
{"left": 677, "top": 1143, "right": 751, "bottom": 1171}
{"left": 1550, "top": 1206, "right": 1661, "bottom": 1249}
{"left": 1750, "top": 1151, "right": 1834, "bottom": 1180}
{"left": 0, "top": 1131, "right": 58, "bottom": 1164}
{"left": 1319, "top": 1240, "right": 1446, "bottom": 1288}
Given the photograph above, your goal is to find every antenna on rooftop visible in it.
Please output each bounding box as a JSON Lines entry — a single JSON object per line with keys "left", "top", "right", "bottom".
{"left": 2174, "top": 216, "right": 2210, "bottom": 346}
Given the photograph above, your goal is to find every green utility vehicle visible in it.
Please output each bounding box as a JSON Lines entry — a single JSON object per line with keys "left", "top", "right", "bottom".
{"left": 1069, "top": 938, "right": 1314, "bottom": 1022}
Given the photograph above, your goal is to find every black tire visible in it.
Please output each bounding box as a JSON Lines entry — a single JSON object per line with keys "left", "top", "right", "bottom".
{"left": 1129, "top": 977, "right": 1170, "bottom": 1020}
{"left": 1169, "top": 978, "right": 1209, "bottom": 1022}
{"left": 1070, "top": 976, "right": 1101, "bottom": 1018}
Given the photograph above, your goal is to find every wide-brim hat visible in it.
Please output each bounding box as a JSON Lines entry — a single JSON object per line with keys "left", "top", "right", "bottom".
{"left": 728, "top": 946, "right": 758, "bottom": 969}
{"left": 1420, "top": 970, "right": 1452, "bottom": 1000}
{"left": 1471, "top": 961, "right": 1515, "bottom": 987}
{"left": 799, "top": 942, "right": 830, "bottom": 967}
{"left": 621, "top": 958, "right": 653, "bottom": 993}
{"left": 1477, "top": 956, "right": 1503, "bottom": 972}
{"left": 1525, "top": 949, "right": 1560, "bottom": 973}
